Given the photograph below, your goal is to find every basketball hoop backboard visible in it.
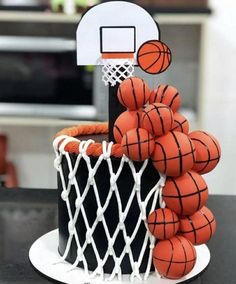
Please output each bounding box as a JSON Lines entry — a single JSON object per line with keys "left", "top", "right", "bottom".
{"left": 100, "top": 26, "right": 136, "bottom": 54}
{"left": 76, "top": 1, "right": 160, "bottom": 66}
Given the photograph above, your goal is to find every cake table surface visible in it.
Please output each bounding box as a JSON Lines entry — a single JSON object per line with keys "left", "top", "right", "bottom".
{"left": 0, "top": 187, "right": 235, "bottom": 284}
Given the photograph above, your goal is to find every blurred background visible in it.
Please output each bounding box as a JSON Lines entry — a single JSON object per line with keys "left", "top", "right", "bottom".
{"left": 0, "top": 0, "right": 233, "bottom": 194}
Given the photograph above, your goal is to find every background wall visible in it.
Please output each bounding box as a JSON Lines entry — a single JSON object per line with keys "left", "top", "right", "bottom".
{"left": 201, "top": 0, "right": 236, "bottom": 194}
{"left": 0, "top": 125, "right": 58, "bottom": 189}
{"left": 1, "top": 0, "right": 236, "bottom": 194}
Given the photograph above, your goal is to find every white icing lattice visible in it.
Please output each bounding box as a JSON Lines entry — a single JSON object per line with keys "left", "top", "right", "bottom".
{"left": 101, "top": 58, "right": 135, "bottom": 86}
{"left": 53, "top": 136, "right": 166, "bottom": 282}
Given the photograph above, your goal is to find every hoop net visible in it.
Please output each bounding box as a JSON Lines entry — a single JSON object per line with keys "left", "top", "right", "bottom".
{"left": 53, "top": 136, "right": 166, "bottom": 282}
{"left": 101, "top": 53, "right": 135, "bottom": 86}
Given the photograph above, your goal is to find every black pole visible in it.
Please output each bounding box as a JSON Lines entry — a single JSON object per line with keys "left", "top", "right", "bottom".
{"left": 108, "top": 83, "right": 126, "bottom": 142}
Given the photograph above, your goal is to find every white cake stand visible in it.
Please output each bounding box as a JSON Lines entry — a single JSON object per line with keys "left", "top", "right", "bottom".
{"left": 29, "top": 229, "right": 210, "bottom": 284}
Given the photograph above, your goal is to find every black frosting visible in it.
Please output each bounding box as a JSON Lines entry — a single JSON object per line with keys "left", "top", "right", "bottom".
{"left": 58, "top": 152, "right": 160, "bottom": 274}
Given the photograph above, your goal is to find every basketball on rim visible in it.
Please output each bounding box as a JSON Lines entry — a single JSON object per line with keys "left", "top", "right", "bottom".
{"left": 113, "top": 110, "right": 143, "bottom": 143}
{"left": 137, "top": 40, "right": 172, "bottom": 74}
{"left": 121, "top": 128, "right": 155, "bottom": 161}
{"left": 151, "top": 131, "right": 196, "bottom": 177}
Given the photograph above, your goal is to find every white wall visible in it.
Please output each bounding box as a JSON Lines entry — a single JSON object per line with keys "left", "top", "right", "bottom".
{"left": 200, "top": 0, "right": 236, "bottom": 195}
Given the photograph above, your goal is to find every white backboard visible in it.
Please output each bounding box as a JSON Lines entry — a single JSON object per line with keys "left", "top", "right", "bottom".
{"left": 100, "top": 26, "right": 136, "bottom": 53}
{"left": 76, "top": 1, "right": 160, "bottom": 65}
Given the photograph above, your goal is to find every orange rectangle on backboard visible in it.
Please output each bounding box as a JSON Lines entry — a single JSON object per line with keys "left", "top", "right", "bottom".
{"left": 101, "top": 53, "right": 134, "bottom": 59}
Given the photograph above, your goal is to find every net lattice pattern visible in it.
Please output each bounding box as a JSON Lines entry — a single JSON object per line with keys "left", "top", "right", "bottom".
{"left": 101, "top": 58, "right": 135, "bottom": 86}
{"left": 53, "top": 136, "right": 166, "bottom": 282}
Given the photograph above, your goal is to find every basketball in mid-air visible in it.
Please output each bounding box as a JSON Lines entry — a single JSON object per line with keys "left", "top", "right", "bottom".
{"left": 137, "top": 40, "right": 172, "bottom": 74}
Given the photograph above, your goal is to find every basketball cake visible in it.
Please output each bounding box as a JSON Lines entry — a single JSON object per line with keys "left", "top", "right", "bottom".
{"left": 51, "top": 1, "right": 221, "bottom": 282}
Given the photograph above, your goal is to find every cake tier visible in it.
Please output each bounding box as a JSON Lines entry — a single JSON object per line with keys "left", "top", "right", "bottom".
{"left": 55, "top": 124, "right": 161, "bottom": 275}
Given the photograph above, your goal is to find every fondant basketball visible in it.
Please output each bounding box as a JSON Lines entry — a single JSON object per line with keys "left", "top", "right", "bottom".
{"left": 162, "top": 171, "right": 208, "bottom": 216}
{"left": 121, "top": 128, "right": 155, "bottom": 161}
{"left": 149, "top": 85, "right": 181, "bottom": 113}
{"left": 179, "top": 206, "right": 216, "bottom": 245}
{"left": 153, "top": 235, "right": 196, "bottom": 279}
{"left": 189, "top": 131, "right": 221, "bottom": 175}
{"left": 117, "top": 77, "right": 150, "bottom": 110}
{"left": 113, "top": 110, "right": 143, "bottom": 143}
{"left": 142, "top": 103, "right": 173, "bottom": 137}
{"left": 137, "top": 40, "right": 172, "bottom": 74}
{"left": 147, "top": 208, "right": 179, "bottom": 240}
{"left": 151, "top": 131, "right": 196, "bottom": 176}
{"left": 171, "top": 112, "right": 189, "bottom": 134}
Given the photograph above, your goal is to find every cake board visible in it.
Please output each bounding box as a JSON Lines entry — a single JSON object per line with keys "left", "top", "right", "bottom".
{"left": 29, "top": 229, "right": 210, "bottom": 284}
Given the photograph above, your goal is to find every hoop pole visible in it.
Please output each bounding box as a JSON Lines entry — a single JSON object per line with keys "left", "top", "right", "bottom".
{"left": 109, "top": 83, "right": 125, "bottom": 142}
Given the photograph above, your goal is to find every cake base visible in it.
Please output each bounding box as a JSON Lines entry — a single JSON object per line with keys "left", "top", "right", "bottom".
{"left": 29, "top": 229, "right": 210, "bottom": 284}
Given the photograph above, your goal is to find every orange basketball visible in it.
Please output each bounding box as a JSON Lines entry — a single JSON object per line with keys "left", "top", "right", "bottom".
{"left": 189, "top": 131, "right": 221, "bottom": 175}
{"left": 147, "top": 208, "right": 179, "bottom": 240}
{"left": 151, "top": 131, "right": 196, "bottom": 177}
{"left": 171, "top": 112, "right": 189, "bottom": 134}
{"left": 142, "top": 103, "right": 174, "bottom": 137}
{"left": 153, "top": 235, "right": 196, "bottom": 279}
{"left": 179, "top": 206, "right": 216, "bottom": 245}
{"left": 121, "top": 128, "right": 155, "bottom": 161}
{"left": 113, "top": 110, "right": 143, "bottom": 143}
{"left": 149, "top": 85, "right": 181, "bottom": 113}
{"left": 117, "top": 77, "right": 150, "bottom": 110}
{"left": 137, "top": 40, "right": 172, "bottom": 74}
{"left": 162, "top": 171, "right": 208, "bottom": 216}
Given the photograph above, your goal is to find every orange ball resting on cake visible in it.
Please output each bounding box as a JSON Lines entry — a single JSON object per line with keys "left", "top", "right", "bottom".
{"left": 151, "top": 131, "right": 196, "bottom": 177}
{"left": 162, "top": 171, "right": 209, "bottom": 216}
{"left": 137, "top": 40, "right": 172, "bottom": 74}
{"left": 171, "top": 112, "right": 189, "bottom": 134}
{"left": 121, "top": 128, "right": 155, "bottom": 162}
{"left": 179, "top": 206, "right": 216, "bottom": 245}
{"left": 113, "top": 110, "right": 143, "bottom": 143}
{"left": 153, "top": 235, "right": 196, "bottom": 279}
{"left": 117, "top": 77, "right": 150, "bottom": 110}
{"left": 147, "top": 208, "right": 179, "bottom": 240}
{"left": 149, "top": 85, "right": 181, "bottom": 113}
{"left": 189, "top": 131, "right": 221, "bottom": 175}
{"left": 142, "top": 103, "right": 174, "bottom": 137}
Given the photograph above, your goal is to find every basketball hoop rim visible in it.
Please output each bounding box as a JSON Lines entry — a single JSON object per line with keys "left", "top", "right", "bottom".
{"left": 101, "top": 52, "right": 134, "bottom": 59}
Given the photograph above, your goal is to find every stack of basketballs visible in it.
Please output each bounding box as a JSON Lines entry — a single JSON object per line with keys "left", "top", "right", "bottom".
{"left": 113, "top": 76, "right": 221, "bottom": 280}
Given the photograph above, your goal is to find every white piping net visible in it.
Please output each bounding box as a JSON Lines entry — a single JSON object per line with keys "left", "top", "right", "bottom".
{"left": 53, "top": 136, "right": 166, "bottom": 282}
{"left": 101, "top": 58, "right": 135, "bottom": 86}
